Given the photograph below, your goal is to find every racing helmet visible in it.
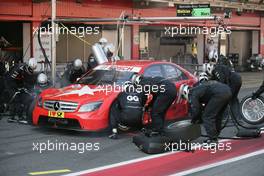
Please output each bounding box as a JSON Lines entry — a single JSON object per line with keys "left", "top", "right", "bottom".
{"left": 99, "top": 37, "right": 108, "bottom": 46}
{"left": 73, "top": 58, "right": 83, "bottom": 70}
{"left": 202, "top": 63, "right": 214, "bottom": 76}
{"left": 210, "top": 50, "right": 219, "bottom": 63}
{"left": 179, "top": 84, "right": 190, "bottom": 101}
{"left": 28, "top": 57, "right": 37, "bottom": 71}
{"left": 131, "top": 74, "right": 142, "bottom": 85}
{"left": 198, "top": 72, "right": 209, "bottom": 83}
{"left": 37, "top": 73, "right": 48, "bottom": 87}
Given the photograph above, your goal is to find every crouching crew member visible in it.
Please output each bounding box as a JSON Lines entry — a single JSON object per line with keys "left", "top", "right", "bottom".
{"left": 204, "top": 63, "right": 242, "bottom": 119}
{"left": 61, "top": 58, "right": 86, "bottom": 87}
{"left": 179, "top": 81, "right": 232, "bottom": 144}
{"left": 109, "top": 81, "right": 147, "bottom": 139}
{"left": 131, "top": 74, "right": 177, "bottom": 136}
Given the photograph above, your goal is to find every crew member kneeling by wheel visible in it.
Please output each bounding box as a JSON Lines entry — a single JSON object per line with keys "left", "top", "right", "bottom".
{"left": 179, "top": 81, "right": 232, "bottom": 145}
{"left": 109, "top": 81, "right": 147, "bottom": 139}
{"left": 132, "top": 74, "right": 177, "bottom": 137}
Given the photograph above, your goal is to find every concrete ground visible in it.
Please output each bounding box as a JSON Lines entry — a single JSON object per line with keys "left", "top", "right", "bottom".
{"left": 240, "top": 71, "right": 263, "bottom": 89}
{"left": 0, "top": 72, "right": 263, "bottom": 176}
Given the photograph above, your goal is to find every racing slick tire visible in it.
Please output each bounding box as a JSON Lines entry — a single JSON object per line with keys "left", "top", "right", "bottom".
{"left": 163, "top": 120, "right": 201, "bottom": 142}
{"left": 27, "top": 99, "right": 36, "bottom": 125}
{"left": 240, "top": 95, "right": 264, "bottom": 125}
{"left": 132, "top": 133, "right": 172, "bottom": 154}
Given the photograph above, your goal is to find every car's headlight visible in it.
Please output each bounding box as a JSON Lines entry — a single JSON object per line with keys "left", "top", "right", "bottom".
{"left": 78, "top": 101, "right": 103, "bottom": 112}
{"left": 37, "top": 96, "right": 43, "bottom": 107}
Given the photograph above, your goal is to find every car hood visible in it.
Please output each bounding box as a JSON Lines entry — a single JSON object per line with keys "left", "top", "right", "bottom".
{"left": 41, "top": 84, "right": 117, "bottom": 104}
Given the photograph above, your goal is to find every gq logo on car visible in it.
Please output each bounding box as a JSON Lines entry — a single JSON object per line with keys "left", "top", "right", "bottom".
{"left": 127, "top": 95, "right": 139, "bottom": 102}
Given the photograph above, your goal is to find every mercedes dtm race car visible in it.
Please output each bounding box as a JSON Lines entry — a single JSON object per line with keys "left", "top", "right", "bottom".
{"left": 32, "top": 60, "right": 197, "bottom": 131}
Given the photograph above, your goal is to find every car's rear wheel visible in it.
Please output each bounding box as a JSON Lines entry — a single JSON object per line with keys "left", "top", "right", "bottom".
{"left": 240, "top": 95, "right": 264, "bottom": 125}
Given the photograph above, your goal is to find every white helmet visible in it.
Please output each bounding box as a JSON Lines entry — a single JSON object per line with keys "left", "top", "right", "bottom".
{"left": 202, "top": 63, "right": 214, "bottom": 75}
{"left": 73, "top": 58, "right": 83, "bottom": 70}
{"left": 28, "top": 57, "right": 37, "bottom": 70}
{"left": 131, "top": 74, "right": 142, "bottom": 85}
{"left": 99, "top": 37, "right": 108, "bottom": 46}
{"left": 198, "top": 72, "right": 209, "bottom": 83}
{"left": 208, "top": 49, "right": 218, "bottom": 63}
{"left": 179, "top": 84, "right": 190, "bottom": 101}
{"left": 37, "top": 73, "right": 48, "bottom": 87}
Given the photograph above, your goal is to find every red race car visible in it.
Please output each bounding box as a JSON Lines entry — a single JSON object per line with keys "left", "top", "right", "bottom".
{"left": 32, "top": 60, "right": 197, "bottom": 131}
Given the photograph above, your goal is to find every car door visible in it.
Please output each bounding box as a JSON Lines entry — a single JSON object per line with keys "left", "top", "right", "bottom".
{"left": 161, "top": 64, "right": 191, "bottom": 120}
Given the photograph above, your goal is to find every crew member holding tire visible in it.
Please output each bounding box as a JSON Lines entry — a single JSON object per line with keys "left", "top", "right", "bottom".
{"left": 109, "top": 81, "right": 147, "bottom": 139}
{"left": 204, "top": 63, "right": 242, "bottom": 119}
{"left": 131, "top": 74, "right": 177, "bottom": 136}
{"left": 180, "top": 82, "right": 232, "bottom": 144}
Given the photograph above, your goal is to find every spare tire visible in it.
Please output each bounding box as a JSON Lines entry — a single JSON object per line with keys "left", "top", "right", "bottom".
{"left": 240, "top": 95, "right": 264, "bottom": 125}
{"left": 163, "top": 120, "right": 201, "bottom": 142}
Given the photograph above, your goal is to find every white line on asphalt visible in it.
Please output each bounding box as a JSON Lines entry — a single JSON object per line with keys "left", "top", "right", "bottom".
{"left": 63, "top": 134, "right": 263, "bottom": 176}
{"left": 170, "top": 149, "right": 264, "bottom": 176}
{"left": 63, "top": 139, "right": 229, "bottom": 176}
{"left": 62, "top": 151, "right": 179, "bottom": 176}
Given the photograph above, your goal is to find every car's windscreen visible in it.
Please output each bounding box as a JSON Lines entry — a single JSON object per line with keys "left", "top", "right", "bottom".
{"left": 78, "top": 69, "right": 134, "bottom": 85}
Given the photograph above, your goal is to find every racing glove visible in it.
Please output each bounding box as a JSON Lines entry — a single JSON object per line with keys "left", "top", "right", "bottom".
{"left": 108, "top": 128, "right": 118, "bottom": 140}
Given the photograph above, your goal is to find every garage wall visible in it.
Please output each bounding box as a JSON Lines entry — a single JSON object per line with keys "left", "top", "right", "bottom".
{"left": 252, "top": 31, "right": 259, "bottom": 55}
{"left": 23, "top": 23, "right": 31, "bottom": 62}
{"left": 102, "top": 26, "right": 131, "bottom": 60}
{"left": 229, "top": 31, "right": 251, "bottom": 67}
{"left": 148, "top": 32, "right": 185, "bottom": 61}
{"left": 56, "top": 31, "right": 101, "bottom": 63}
{"left": 197, "top": 34, "right": 204, "bottom": 64}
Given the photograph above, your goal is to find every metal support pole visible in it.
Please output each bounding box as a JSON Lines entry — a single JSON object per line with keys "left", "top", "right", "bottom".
{"left": 51, "top": 0, "right": 56, "bottom": 86}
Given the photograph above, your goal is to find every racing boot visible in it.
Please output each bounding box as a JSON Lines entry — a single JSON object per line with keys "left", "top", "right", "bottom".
{"left": 202, "top": 138, "right": 218, "bottom": 149}
{"left": 118, "top": 123, "right": 130, "bottom": 131}
{"left": 18, "top": 117, "right": 28, "bottom": 125}
{"left": 7, "top": 116, "right": 18, "bottom": 123}
{"left": 108, "top": 128, "right": 118, "bottom": 139}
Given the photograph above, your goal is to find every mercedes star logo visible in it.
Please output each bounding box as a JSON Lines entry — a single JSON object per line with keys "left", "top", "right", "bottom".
{"left": 54, "top": 102, "right": 60, "bottom": 111}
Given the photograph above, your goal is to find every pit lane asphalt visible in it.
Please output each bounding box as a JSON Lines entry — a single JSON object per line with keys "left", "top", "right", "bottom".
{"left": 0, "top": 87, "right": 263, "bottom": 176}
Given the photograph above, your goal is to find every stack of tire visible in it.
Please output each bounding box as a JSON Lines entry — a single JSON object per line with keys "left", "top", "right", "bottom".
{"left": 133, "top": 120, "right": 201, "bottom": 154}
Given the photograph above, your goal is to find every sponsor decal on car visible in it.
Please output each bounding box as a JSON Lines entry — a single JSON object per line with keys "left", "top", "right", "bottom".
{"left": 94, "top": 65, "right": 142, "bottom": 72}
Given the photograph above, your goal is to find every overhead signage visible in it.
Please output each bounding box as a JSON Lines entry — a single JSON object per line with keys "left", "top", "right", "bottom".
{"left": 176, "top": 4, "right": 211, "bottom": 17}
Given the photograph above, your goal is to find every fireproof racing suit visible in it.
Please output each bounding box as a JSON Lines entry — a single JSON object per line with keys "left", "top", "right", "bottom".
{"left": 0, "top": 63, "right": 33, "bottom": 104}
{"left": 109, "top": 87, "right": 147, "bottom": 129}
{"left": 211, "top": 64, "right": 242, "bottom": 119}
{"left": 139, "top": 76, "right": 177, "bottom": 132}
{"left": 61, "top": 64, "right": 86, "bottom": 87}
{"left": 189, "top": 81, "right": 232, "bottom": 140}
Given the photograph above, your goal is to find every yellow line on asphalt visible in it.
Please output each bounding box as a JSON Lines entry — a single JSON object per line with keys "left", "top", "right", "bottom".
{"left": 28, "top": 169, "right": 71, "bottom": 175}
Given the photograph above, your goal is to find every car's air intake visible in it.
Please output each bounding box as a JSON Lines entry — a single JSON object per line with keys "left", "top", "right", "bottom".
{"left": 43, "top": 100, "right": 78, "bottom": 112}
